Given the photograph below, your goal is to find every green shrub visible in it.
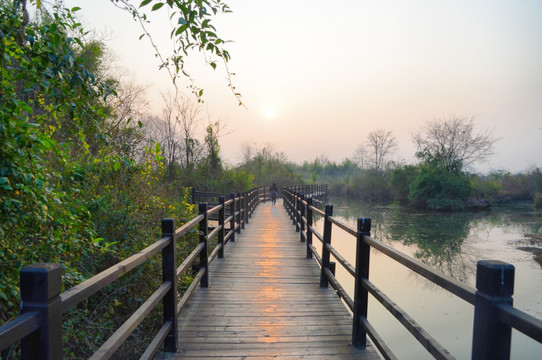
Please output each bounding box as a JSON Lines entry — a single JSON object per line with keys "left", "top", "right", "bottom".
{"left": 339, "top": 170, "right": 393, "bottom": 201}
{"left": 408, "top": 164, "right": 471, "bottom": 210}
{"left": 390, "top": 165, "right": 418, "bottom": 202}
{"left": 470, "top": 173, "right": 501, "bottom": 199}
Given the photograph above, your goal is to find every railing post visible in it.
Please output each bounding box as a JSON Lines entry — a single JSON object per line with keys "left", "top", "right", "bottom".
{"left": 20, "top": 263, "right": 62, "bottom": 360}
{"left": 254, "top": 188, "right": 257, "bottom": 213}
{"left": 255, "top": 188, "right": 258, "bottom": 207}
{"left": 218, "top": 196, "right": 225, "bottom": 258}
{"left": 248, "top": 190, "right": 253, "bottom": 219}
{"left": 300, "top": 195, "right": 305, "bottom": 242}
{"left": 282, "top": 189, "right": 290, "bottom": 216}
{"left": 306, "top": 198, "right": 313, "bottom": 258}
{"left": 161, "top": 218, "right": 178, "bottom": 352}
{"left": 320, "top": 204, "right": 333, "bottom": 288}
{"left": 352, "top": 217, "right": 371, "bottom": 347}
{"left": 292, "top": 191, "right": 295, "bottom": 220}
{"left": 471, "top": 260, "right": 514, "bottom": 360}
{"left": 292, "top": 193, "right": 297, "bottom": 226}
{"left": 245, "top": 191, "right": 249, "bottom": 224}
{"left": 240, "top": 192, "right": 245, "bottom": 230}
{"left": 286, "top": 189, "right": 289, "bottom": 209}
{"left": 198, "top": 202, "right": 209, "bottom": 287}
{"left": 229, "top": 193, "right": 235, "bottom": 242}
{"left": 329, "top": 261, "right": 336, "bottom": 276}
{"left": 295, "top": 193, "right": 300, "bottom": 232}
{"left": 236, "top": 192, "right": 242, "bottom": 234}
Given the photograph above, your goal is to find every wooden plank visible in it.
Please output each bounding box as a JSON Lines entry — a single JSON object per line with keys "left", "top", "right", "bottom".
{"left": 170, "top": 200, "right": 379, "bottom": 359}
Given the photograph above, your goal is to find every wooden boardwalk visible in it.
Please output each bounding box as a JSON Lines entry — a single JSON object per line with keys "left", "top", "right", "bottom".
{"left": 172, "top": 200, "right": 380, "bottom": 359}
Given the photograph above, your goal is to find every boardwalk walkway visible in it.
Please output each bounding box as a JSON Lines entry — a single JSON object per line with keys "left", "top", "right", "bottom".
{"left": 172, "top": 200, "right": 379, "bottom": 359}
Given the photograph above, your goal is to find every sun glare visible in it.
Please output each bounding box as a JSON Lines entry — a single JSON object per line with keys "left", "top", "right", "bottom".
{"left": 264, "top": 106, "right": 277, "bottom": 119}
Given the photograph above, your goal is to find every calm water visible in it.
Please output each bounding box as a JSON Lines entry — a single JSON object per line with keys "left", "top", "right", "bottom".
{"left": 313, "top": 197, "right": 542, "bottom": 360}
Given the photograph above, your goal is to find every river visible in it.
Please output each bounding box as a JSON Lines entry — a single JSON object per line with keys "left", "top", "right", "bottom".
{"left": 312, "top": 196, "right": 542, "bottom": 359}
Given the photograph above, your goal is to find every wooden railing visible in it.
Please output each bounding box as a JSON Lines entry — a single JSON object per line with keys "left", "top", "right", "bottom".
{"left": 0, "top": 187, "right": 261, "bottom": 359}
{"left": 282, "top": 187, "right": 542, "bottom": 360}
{"left": 192, "top": 186, "right": 273, "bottom": 205}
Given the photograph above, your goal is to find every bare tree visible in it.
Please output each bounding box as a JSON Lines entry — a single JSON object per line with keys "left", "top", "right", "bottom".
{"left": 147, "top": 93, "right": 203, "bottom": 177}
{"left": 353, "top": 143, "right": 368, "bottom": 170}
{"left": 240, "top": 141, "right": 257, "bottom": 163}
{"left": 366, "top": 129, "right": 397, "bottom": 172}
{"left": 175, "top": 95, "right": 202, "bottom": 169}
{"left": 158, "top": 99, "right": 181, "bottom": 178}
{"left": 413, "top": 115, "right": 496, "bottom": 172}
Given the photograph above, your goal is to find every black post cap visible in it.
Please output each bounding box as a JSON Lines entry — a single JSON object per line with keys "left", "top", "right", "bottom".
{"left": 20, "top": 263, "right": 61, "bottom": 302}
{"left": 476, "top": 260, "right": 514, "bottom": 297}
{"left": 357, "top": 218, "right": 371, "bottom": 234}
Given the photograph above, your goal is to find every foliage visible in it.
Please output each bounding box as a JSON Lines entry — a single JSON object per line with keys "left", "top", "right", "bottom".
{"left": 203, "top": 121, "right": 222, "bottom": 175}
{"left": 0, "top": 2, "right": 210, "bottom": 358}
{"left": 390, "top": 165, "right": 418, "bottom": 202}
{"left": 0, "top": 1, "right": 113, "bottom": 321}
{"left": 295, "top": 157, "right": 359, "bottom": 185}
{"left": 469, "top": 173, "right": 501, "bottom": 200}
{"left": 335, "top": 169, "right": 393, "bottom": 201}
{"left": 408, "top": 162, "right": 472, "bottom": 211}
{"left": 113, "top": 0, "right": 241, "bottom": 103}
{"left": 498, "top": 167, "right": 542, "bottom": 200}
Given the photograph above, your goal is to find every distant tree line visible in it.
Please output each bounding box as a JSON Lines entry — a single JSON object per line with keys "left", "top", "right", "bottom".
{"left": 293, "top": 116, "right": 542, "bottom": 211}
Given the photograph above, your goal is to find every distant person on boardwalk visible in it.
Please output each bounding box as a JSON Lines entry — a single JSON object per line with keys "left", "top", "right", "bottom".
{"left": 270, "top": 183, "right": 279, "bottom": 206}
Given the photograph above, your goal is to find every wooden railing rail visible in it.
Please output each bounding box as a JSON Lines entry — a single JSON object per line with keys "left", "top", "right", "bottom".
{"left": 282, "top": 187, "right": 542, "bottom": 360}
{"left": 0, "top": 188, "right": 262, "bottom": 359}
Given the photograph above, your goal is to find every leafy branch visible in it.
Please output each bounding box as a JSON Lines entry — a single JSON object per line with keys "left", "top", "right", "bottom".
{"left": 112, "top": 0, "right": 243, "bottom": 106}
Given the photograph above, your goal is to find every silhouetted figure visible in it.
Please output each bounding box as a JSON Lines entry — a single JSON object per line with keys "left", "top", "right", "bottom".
{"left": 270, "top": 183, "right": 278, "bottom": 206}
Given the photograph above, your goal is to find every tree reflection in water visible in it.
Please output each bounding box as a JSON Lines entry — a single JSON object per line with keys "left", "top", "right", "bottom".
{"left": 327, "top": 197, "right": 490, "bottom": 282}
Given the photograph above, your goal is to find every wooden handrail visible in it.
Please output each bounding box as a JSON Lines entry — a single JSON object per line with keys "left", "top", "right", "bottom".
{"left": 0, "top": 312, "right": 40, "bottom": 352}
{"left": 88, "top": 282, "right": 172, "bottom": 360}
{"left": 497, "top": 303, "right": 542, "bottom": 343}
{"left": 177, "top": 242, "right": 205, "bottom": 277}
{"left": 363, "top": 235, "right": 476, "bottom": 304}
{"left": 60, "top": 237, "right": 171, "bottom": 312}
{"left": 282, "top": 186, "right": 542, "bottom": 360}
{"left": 207, "top": 203, "right": 222, "bottom": 216}
{"left": 0, "top": 187, "right": 263, "bottom": 359}
{"left": 175, "top": 215, "right": 204, "bottom": 238}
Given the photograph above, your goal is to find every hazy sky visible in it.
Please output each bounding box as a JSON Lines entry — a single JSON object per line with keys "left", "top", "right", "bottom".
{"left": 64, "top": 0, "right": 541, "bottom": 173}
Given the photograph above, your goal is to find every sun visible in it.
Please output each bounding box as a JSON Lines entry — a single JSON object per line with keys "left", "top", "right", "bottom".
{"left": 264, "top": 106, "right": 277, "bottom": 119}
